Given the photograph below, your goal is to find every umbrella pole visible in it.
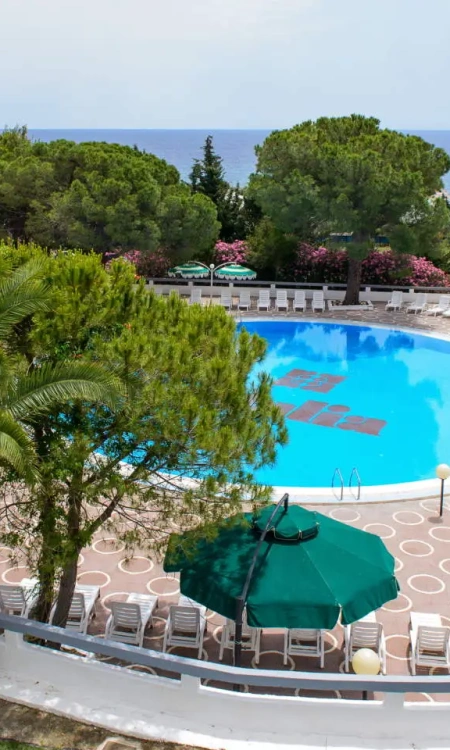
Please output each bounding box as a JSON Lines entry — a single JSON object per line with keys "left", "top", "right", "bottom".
{"left": 233, "top": 493, "right": 289, "bottom": 680}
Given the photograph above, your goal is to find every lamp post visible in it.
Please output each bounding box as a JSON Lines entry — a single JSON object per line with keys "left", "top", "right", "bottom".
{"left": 436, "top": 464, "right": 450, "bottom": 517}
{"left": 209, "top": 263, "right": 215, "bottom": 301}
{"left": 352, "top": 648, "right": 381, "bottom": 700}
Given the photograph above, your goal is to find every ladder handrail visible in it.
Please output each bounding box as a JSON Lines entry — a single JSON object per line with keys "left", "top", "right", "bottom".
{"left": 349, "top": 467, "right": 361, "bottom": 500}
{"left": 332, "top": 467, "right": 344, "bottom": 501}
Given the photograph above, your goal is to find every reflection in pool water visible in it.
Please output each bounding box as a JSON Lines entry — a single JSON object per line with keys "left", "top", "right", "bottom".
{"left": 241, "top": 321, "right": 450, "bottom": 488}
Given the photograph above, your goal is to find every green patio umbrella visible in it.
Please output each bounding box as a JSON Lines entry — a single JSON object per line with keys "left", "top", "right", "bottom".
{"left": 168, "top": 262, "right": 209, "bottom": 279}
{"left": 214, "top": 264, "right": 256, "bottom": 281}
{"left": 164, "top": 503, "right": 398, "bottom": 630}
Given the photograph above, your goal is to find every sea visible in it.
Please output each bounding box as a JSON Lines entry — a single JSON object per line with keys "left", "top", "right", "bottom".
{"left": 28, "top": 129, "right": 450, "bottom": 190}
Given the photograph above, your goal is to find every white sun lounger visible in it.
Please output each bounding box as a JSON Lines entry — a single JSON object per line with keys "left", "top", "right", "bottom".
{"left": 410, "top": 611, "right": 450, "bottom": 675}
{"left": 257, "top": 289, "right": 272, "bottom": 312}
{"left": 105, "top": 593, "right": 159, "bottom": 647}
{"left": 427, "top": 295, "right": 450, "bottom": 316}
{"left": 219, "top": 613, "right": 261, "bottom": 664}
{"left": 238, "top": 290, "right": 251, "bottom": 311}
{"left": 275, "top": 290, "right": 289, "bottom": 312}
{"left": 344, "top": 612, "right": 386, "bottom": 675}
{"left": 312, "top": 291, "right": 325, "bottom": 312}
{"left": 219, "top": 290, "right": 233, "bottom": 310}
{"left": 163, "top": 604, "right": 206, "bottom": 658}
{"left": 293, "top": 290, "right": 306, "bottom": 312}
{"left": 385, "top": 291, "right": 403, "bottom": 311}
{"left": 284, "top": 628, "right": 325, "bottom": 668}
{"left": 49, "top": 584, "right": 100, "bottom": 633}
{"left": 189, "top": 288, "right": 202, "bottom": 305}
{"left": 406, "top": 293, "right": 427, "bottom": 314}
{"left": 0, "top": 579, "right": 39, "bottom": 618}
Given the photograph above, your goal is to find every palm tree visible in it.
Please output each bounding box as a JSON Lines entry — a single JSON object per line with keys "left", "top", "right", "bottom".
{"left": 0, "top": 259, "right": 119, "bottom": 482}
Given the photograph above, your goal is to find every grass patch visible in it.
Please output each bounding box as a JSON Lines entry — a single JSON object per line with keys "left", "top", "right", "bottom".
{"left": 0, "top": 743, "right": 41, "bottom": 750}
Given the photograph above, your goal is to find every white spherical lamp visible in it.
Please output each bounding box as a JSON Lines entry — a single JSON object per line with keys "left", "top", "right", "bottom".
{"left": 352, "top": 647, "right": 380, "bottom": 675}
{"left": 436, "top": 463, "right": 450, "bottom": 481}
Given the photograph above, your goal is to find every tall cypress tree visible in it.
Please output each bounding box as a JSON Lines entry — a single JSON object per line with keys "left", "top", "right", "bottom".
{"left": 190, "top": 135, "right": 228, "bottom": 205}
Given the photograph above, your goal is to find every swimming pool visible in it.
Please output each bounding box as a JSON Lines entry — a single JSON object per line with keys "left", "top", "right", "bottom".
{"left": 242, "top": 320, "right": 450, "bottom": 490}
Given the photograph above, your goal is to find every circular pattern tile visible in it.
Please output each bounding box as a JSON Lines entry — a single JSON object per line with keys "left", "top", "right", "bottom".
{"left": 0, "top": 546, "right": 12, "bottom": 564}
{"left": 147, "top": 576, "right": 180, "bottom": 596}
{"left": 126, "top": 664, "right": 157, "bottom": 676}
{"left": 438, "top": 559, "right": 450, "bottom": 575}
{"left": 362, "top": 523, "right": 396, "bottom": 539}
{"left": 251, "top": 650, "right": 294, "bottom": 670}
{"left": 1, "top": 565, "right": 31, "bottom": 583}
{"left": 420, "top": 500, "right": 449, "bottom": 514}
{"left": 143, "top": 617, "right": 167, "bottom": 641}
{"left": 118, "top": 557, "right": 154, "bottom": 575}
{"left": 429, "top": 527, "right": 450, "bottom": 542}
{"left": 92, "top": 538, "right": 126, "bottom": 555}
{"left": 77, "top": 570, "right": 111, "bottom": 588}
{"left": 399, "top": 540, "right": 434, "bottom": 558}
{"left": 384, "top": 634, "right": 410, "bottom": 662}
{"left": 101, "top": 591, "right": 131, "bottom": 608}
{"left": 407, "top": 574, "right": 445, "bottom": 595}
{"left": 394, "top": 557, "right": 404, "bottom": 572}
{"left": 381, "top": 593, "right": 412, "bottom": 613}
{"left": 392, "top": 511, "right": 424, "bottom": 526}
{"left": 328, "top": 508, "right": 361, "bottom": 523}
{"left": 324, "top": 633, "right": 339, "bottom": 654}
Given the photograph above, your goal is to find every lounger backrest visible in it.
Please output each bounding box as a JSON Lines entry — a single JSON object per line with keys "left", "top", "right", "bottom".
{"left": 391, "top": 291, "right": 403, "bottom": 303}
{"left": 289, "top": 628, "right": 319, "bottom": 642}
{"left": 67, "top": 593, "right": 86, "bottom": 623}
{"left": 170, "top": 605, "right": 200, "bottom": 635}
{"left": 111, "top": 602, "right": 141, "bottom": 629}
{"left": 313, "top": 291, "right": 324, "bottom": 301}
{"left": 414, "top": 293, "right": 427, "bottom": 305}
{"left": 221, "top": 291, "right": 232, "bottom": 302}
{"left": 258, "top": 290, "right": 270, "bottom": 303}
{"left": 239, "top": 291, "right": 251, "bottom": 303}
{"left": 416, "top": 625, "right": 450, "bottom": 656}
{"left": 439, "top": 295, "right": 450, "bottom": 308}
{"left": 294, "top": 291, "right": 306, "bottom": 303}
{"left": 0, "top": 585, "right": 25, "bottom": 614}
{"left": 350, "top": 622, "right": 382, "bottom": 649}
{"left": 276, "top": 290, "right": 287, "bottom": 302}
{"left": 190, "top": 288, "right": 202, "bottom": 303}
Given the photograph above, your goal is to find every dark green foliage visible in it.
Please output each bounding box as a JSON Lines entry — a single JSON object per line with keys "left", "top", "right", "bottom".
{"left": 249, "top": 115, "right": 450, "bottom": 302}
{"left": 0, "top": 127, "right": 220, "bottom": 261}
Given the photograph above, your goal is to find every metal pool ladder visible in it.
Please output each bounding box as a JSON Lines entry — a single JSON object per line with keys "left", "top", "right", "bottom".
{"left": 349, "top": 467, "right": 362, "bottom": 500}
{"left": 332, "top": 467, "right": 362, "bottom": 500}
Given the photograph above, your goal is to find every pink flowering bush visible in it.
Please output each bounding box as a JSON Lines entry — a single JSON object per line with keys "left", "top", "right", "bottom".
{"left": 214, "top": 240, "right": 248, "bottom": 265}
{"left": 104, "top": 249, "right": 171, "bottom": 278}
{"left": 289, "top": 244, "right": 450, "bottom": 287}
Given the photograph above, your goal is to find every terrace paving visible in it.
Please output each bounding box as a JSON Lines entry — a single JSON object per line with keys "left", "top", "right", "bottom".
{"left": 2, "top": 304, "right": 450, "bottom": 702}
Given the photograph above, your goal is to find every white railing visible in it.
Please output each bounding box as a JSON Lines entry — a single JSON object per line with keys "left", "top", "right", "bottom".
{"left": 1, "top": 615, "right": 450, "bottom": 749}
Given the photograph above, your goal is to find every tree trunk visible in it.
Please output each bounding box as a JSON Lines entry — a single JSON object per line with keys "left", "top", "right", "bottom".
{"left": 343, "top": 257, "right": 362, "bottom": 305}
{"left": 51, "top": 555, "right": 79, "bottom": 627}
{"left": 33, "top": 489, "right": 58, "bottom": 623}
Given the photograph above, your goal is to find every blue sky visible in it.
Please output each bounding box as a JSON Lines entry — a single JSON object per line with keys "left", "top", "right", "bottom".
{"left": 3, "top": 0, "right": 450, "bottom": 129}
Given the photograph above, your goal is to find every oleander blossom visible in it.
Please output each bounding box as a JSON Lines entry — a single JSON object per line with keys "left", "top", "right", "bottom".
{"left": 288, "top": 244, "right": 450, "bottom": 287}
{"left": 214, "top": 240, "right": 249, "bottom": 265}
{"left": 104, "top": 249, "right": 171, "bottom": 278}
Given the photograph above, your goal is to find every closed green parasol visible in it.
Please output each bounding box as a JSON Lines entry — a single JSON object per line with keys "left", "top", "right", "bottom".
{"left": 214, "top": 264, "right": 256, "bottom": 281}
{"left": 168, "top": 262, "right": 209, "bottom": 279}
{"left": 164, "top": 503, "right": 398, "bottom": 630}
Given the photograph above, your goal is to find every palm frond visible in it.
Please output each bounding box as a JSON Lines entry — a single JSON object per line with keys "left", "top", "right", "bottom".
{"left": 0, "top": 260, "right": 49, "bottom": 339}
{"left": 7, "top": 361, "right": 124, "bottom": 419}
{"left": 0, "top": 411, "right": 37, "bottom": 483}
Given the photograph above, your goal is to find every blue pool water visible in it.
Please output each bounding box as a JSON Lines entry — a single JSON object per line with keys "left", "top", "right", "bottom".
{"left": 242, "top": 321, "right": 450, "bottom": 488}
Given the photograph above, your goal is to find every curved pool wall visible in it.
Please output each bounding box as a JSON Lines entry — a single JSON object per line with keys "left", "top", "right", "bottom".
{"left": 242, "top": 318, "right": 450, "bottom": 504}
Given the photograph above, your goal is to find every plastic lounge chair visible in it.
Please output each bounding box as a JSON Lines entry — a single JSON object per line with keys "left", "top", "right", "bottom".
{"left": 238, "top": 290, "right": 251, "bottom": 311}
{"left": 257, "top": 290, "right": 271, "bottom": 312}
{"left": 189, "top": 288, "right": 202, "bottom": 305}
{"left": 406, "top": 293, "right": 427, "bottom": 314}
{"left": 0, "top": 579, "right": 39, "bottom": 617}
{"left": 219, "top": 613, "right": 261, "bottom": 664}
{"left": 293, "top": 290, "right": 306, "bottom": 312}
{"left": 105, "top": 593, "right": 159, "bottom": 647}
{"left": 219, "top": 290, "right": 233, "bottom": 310}
{"left": 163, "top": 604, "right": 206, "bottom": 658}
{"left": 426, "top": 295, "right": 450, "bottom": 316}
{"left": 344, "top": 612, "right": 386, "bottom": 674}
{"left": 410, "top": 611, "right": 450, "bottom": 675}
{"left": 385, "top": 291, "right": 403, "bottom": 311}
{"left": 284, "top": 628, "right": 324, "bottom": 668}
{"left": 312, "top": 291, "right": 325, "bottom": 312}
{"left": 275, "top": 290, "right": 289, "bottom": 313}
{"left": 49, "top": 584, "right": 100, "bottom": 633}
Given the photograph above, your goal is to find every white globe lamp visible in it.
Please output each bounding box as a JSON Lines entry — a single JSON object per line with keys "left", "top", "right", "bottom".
{"left": 352, "top": 647, "right": 381, "bottom": 700}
